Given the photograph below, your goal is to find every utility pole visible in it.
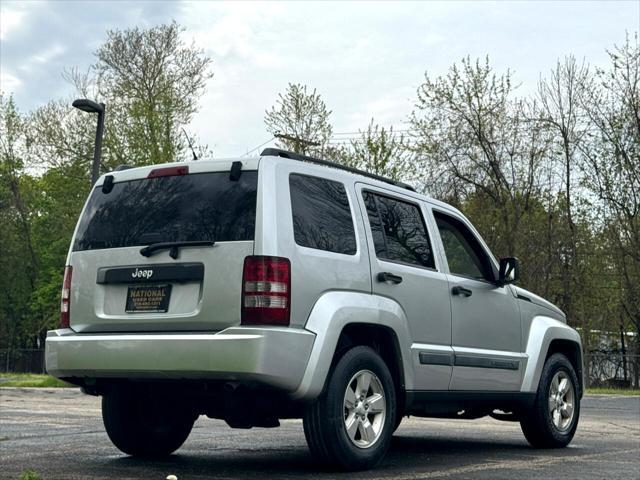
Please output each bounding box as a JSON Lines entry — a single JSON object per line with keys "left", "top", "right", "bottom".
{"left": 620, "top": 318, "right": 628, "bottom": 383}
{"left": 274, "top": 133, "right": 320, "bottom": 155}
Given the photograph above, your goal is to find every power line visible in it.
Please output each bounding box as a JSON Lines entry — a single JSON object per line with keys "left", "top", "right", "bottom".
{"left": 331, "top": 129, "right": 417, "bottom": 136}
{"left": 241, "top": 136, "right": 275, "bottom": 157}
{"left": 239, "top": 124, "right": 425, "bottom": 156}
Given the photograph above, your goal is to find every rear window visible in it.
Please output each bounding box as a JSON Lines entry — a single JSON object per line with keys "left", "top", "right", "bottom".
{"left": 73, "top": 171, "right": 258, "bottom": 251}
{"left": 289, "top": 174, "right": 357, "bottom": 255}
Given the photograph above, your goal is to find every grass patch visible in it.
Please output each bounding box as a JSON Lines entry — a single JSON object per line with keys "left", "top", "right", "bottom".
{"left": 586, "top": 387, "right": 640, "bottom": 396}
{"left": 0, "top": 373, "right": 74, "bottom": 388}
{"left": 18, "top": 471, "right": 42, "bottom": 480}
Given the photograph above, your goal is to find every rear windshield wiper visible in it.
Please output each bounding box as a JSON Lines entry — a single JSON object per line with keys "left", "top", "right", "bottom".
{"left": 140, "top": 241, "right": 215, "bottom": 259}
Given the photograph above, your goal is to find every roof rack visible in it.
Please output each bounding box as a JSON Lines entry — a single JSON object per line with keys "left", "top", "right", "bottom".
{"left": 260, "top": 148, "right": 415, "bottom": 191}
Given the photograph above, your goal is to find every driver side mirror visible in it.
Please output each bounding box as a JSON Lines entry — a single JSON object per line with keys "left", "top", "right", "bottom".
{"left": 498, "top": 257, "right": 520, "bottom": 285}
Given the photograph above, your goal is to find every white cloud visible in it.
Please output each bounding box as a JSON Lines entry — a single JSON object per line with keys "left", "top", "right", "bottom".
{"left": 1, "top": 0, "right": 638, "bottom": 158}
{"left": 343, "top": 86, "right": 416, "bottom": 133}
{"left": 0, "top": 70, "right": 22, "bottom": 93}
{"left": 182, "top": 1, "right": 287, "bottom": 65}
{"left": 29, "top": 44, "right": 66, "bottom": 65}
{"left": 0, "top": 4, "right": 26, "bottom": 40}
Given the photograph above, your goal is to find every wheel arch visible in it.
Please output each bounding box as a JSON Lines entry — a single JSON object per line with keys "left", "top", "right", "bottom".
{"left": 291, "top": 291, "right": 413, "bottom": 401}
{"left": 335, "top": 323, "right": 406, "bottom": 414}
{"left": 521, "top": 316, "right": 584, "bottom": 397}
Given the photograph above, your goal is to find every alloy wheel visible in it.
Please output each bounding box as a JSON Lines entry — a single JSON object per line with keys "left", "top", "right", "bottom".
{"left": 343, "top": 369, "right": 386, "bottom": 448}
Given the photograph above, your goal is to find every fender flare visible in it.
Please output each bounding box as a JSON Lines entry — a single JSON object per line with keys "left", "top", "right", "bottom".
{"left": 291, "top": 291, "right": 413, "bottom": 400}
{"left": 521, "top": 316, "right": 584, "bottom": 393}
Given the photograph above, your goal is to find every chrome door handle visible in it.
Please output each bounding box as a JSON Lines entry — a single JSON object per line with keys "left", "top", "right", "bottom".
{"left": 452, "top": 286, "right": 472, "bottom": 297}
{"left": 377, "top": 272, "right": 403, "bottom": 284}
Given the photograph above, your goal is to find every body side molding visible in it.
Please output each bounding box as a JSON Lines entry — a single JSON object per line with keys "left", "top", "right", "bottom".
{"left": 419, "top": 352, "right": 454, "bottom": 366}
{"left": 454, "top": 355, "right": 520, "bottom": 370}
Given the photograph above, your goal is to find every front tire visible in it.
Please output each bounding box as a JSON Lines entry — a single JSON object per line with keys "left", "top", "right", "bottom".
{"left": 303, "top": 346, "right": 396, "bottom": 471}
{"left": 520, "top": 353, "right": 580, "bottom": 448}
{"left": 102, "top": 385, "right": 195, "bottom": 457}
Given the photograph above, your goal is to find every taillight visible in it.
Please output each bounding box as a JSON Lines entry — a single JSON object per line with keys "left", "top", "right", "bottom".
{"left": 60, "top": 266, "right": 72, "bottom": 328}
{"left": 241, "top": 256, "right": 290, "bottom": 326}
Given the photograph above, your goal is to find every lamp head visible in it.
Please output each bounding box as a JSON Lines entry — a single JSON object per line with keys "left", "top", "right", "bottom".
{"left": 72, "top": 99, "right": 104, "bottom": 114}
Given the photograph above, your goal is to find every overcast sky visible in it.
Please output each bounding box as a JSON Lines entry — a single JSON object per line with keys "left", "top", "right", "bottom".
{"left": 1, "top": 1, "right": 638, "bottom": 158}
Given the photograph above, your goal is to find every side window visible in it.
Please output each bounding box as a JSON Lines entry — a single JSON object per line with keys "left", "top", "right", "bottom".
{"left": 434, "top": 211, "right": 494, "bottom": 281}
{"left": 362, "top": 191, "right": 435, "bottom": 269}
{"left": 289, "top": 174, "right": 357, "bottom": 255}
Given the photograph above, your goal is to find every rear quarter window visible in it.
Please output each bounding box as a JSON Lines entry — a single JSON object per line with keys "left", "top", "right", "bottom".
{"left": 289, "top": 174, "right": 357, "bottom": 255}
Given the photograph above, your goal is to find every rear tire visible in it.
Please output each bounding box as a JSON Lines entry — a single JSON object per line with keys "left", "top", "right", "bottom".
{"left": 392, "top": 411, "right": 404, "bottom": 433}
{"left": 520, "top": 353, "right": 580, "bottom": 448}
{"left": 102, "top": 385, "right": 195, "bottom": 457}
{"left": 303, "top": 346, "right": 396, "bottom": 471}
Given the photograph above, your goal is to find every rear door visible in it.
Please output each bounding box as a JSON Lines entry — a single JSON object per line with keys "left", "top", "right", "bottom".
{"left": 356, "top": 184, "right": 452, "bottom": 391}
{"left": 68, "top": 162, "right": 258, "bottom": 333}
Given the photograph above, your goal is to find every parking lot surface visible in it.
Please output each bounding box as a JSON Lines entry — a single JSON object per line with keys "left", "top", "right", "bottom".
{"left": 0, "top": 388, "right": 638, "bottom": 479}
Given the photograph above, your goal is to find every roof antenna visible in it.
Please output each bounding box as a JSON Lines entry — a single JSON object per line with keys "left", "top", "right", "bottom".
{"left": 182, "top": 128, "right": 199, "bottom": 160}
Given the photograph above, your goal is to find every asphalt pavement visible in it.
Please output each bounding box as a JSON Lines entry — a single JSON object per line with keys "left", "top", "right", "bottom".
{"left": 0, "top": 388, "right": 638, "bottom": 479}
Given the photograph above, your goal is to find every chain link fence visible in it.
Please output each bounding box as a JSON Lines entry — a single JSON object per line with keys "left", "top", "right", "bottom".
{"left": 1, "top": 348, "right": 639, "bottom": 389}
{"left": 0, "top": 349, "right": 46, "bottom": 374}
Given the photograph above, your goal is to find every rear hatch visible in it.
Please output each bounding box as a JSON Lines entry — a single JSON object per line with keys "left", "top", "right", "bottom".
{"left": 68, "top": 160, "right": 258, "bottom": 333}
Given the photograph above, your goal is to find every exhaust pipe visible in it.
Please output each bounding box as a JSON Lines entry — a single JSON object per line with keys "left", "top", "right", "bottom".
{"left": 72, "top": 99, "right": 105, "bottom": 186}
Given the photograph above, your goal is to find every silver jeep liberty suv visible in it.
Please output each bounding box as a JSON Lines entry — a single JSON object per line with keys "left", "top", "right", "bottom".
{"left": 46, "top": 148, "right": 583, "bottom": 470}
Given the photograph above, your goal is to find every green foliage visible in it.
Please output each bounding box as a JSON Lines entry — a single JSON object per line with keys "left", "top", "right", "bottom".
{"left": 586, "top": 387, "right": 640, "bottom": 396}
{"left": 0, "top": 22, "right": 213, "bottom": 349}
{"left": 579, "top": 33, "right": 640, "bottom": 336}
{"left": 334, "top": 119, "right": 416, "bottom": 183}
{"left": 0, "top": 95, "right": 39, "bottom": 347}
{"left": 18, "top": 471, "right": 42, "bottom": 480}
{"left": 0, "top": 19, "right": 638, "bottom": 366}
{"left": 408, "top": 47, "right": 639, "bottom": 348}
{"left": 93, "top": 21, "right": 213, "bottom": 166}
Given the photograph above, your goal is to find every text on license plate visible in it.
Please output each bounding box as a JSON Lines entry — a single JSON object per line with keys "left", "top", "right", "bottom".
{"left": 125, "top": 285, "right": 172, "bottom": 313}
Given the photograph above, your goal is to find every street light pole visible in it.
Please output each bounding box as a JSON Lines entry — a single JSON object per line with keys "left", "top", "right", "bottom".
{"left": 72, "top": 99, "right": 106, "bottom": 186}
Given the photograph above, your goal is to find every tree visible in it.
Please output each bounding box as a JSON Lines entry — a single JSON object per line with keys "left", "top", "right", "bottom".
{"left": 579, "top": 34, "right": 640, "bottom": 337}
{"left": 537, "top": 55, "right": 591, "bottom": 330}
{"left": 0, "top": 95, "right": 37, "bottom": 281}
{"left": 264, "top": 83, "right": 333, "bottom": 155}
{"left": 410, "top": 57, "right": 552, "bottom": 256}
{"left": 29, "top": 99, "right": 96, "bottom": 176}
{"left": 67, "top": 21, "right": 213, "bottom": 168}
{"left": 0, "top": 23, "right": 215, "bottom": 350}
{"left": 0, "top": 95, "right": 37, "bottom": 348}
{"left": 336, "top": 119, "right": 415, "bottom": 183}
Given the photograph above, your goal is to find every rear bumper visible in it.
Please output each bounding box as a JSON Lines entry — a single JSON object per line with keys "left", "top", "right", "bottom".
{"left": 45, "top": 327, "right": 315, "bottom": 392}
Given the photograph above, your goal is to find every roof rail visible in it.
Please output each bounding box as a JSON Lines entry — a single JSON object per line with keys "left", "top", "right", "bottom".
{"left": 260, "top": 148, "right": 415, "bottom": 191}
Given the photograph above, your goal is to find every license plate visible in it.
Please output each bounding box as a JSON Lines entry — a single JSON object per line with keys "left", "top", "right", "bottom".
{"left": 125, "top": 285, "right": 172, "bottom": 313}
